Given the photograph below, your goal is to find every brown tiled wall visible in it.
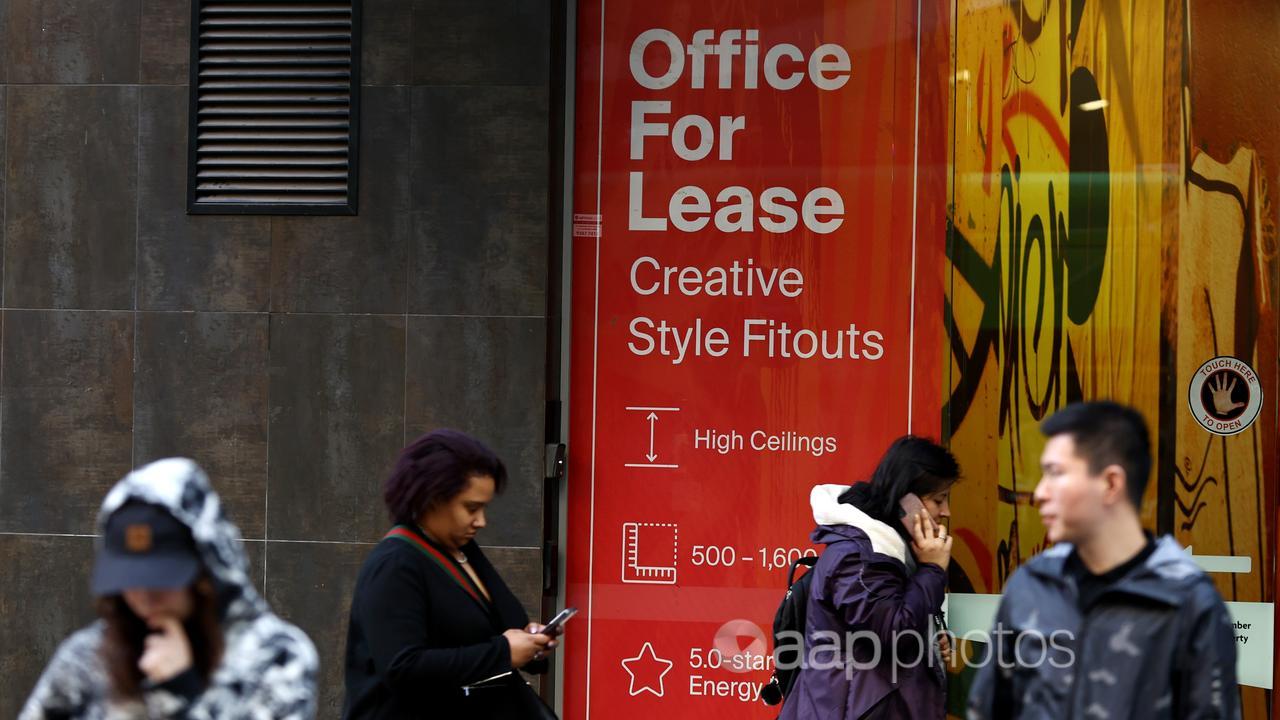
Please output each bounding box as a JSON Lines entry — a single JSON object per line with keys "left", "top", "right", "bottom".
{"left": 0, "top": 1, "right": 552, "bottom": 716}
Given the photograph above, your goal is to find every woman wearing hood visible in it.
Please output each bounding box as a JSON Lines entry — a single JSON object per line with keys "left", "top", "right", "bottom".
{"left": 19, "top": 458, "right": 319, "bottom": 719}
{"left": 779, "top": 436, "right": 958, "bottom": 720}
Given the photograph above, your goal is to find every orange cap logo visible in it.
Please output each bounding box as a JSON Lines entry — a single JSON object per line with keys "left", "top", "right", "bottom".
{"left": 125, "top": 524, "right": 152, "bottom": 553}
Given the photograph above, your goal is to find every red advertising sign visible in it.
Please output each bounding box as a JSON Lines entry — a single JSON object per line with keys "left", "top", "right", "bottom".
{"left": 564, "top": 1, "right": 948, "bottom": 717}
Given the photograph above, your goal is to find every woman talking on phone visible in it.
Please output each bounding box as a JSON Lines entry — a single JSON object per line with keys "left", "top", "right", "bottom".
{"left": 342, "top": 430, "right": 558, "bottom": 719}
{"left": 779, "top": 436, "right": 958, "bottom": 720}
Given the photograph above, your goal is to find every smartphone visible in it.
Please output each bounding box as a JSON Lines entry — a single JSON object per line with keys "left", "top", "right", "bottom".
{"left": 540, "top": 607, "right": 578, "bottom": 636}
{"left": 898, "top": 492, "right": 926, "bottom": 533}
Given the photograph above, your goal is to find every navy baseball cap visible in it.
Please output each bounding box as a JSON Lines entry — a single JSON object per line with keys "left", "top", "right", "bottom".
{"left": 91, "top": 501, "right": 201, "bottom": 596}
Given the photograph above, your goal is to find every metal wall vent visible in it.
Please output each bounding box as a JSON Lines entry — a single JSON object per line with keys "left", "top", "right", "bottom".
{"left": 187, "top": 1, "right": 361, "bottom": 214}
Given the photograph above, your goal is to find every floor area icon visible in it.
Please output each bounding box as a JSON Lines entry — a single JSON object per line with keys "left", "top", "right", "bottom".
{"left": 621, "top": 522, "right": 678, "bottom": 584}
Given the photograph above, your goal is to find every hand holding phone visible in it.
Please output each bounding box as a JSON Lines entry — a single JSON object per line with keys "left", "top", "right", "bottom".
{"left": 898, "top": 492, "right": 926, "bottom": 533}
{"left": 539, "top": 607, "right": 577, "bottom": 636}
{"left": 902, "top": 494, "right": 952, "bottom": 569}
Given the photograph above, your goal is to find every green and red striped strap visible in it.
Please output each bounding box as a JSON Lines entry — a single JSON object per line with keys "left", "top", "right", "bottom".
{"left": 384, "top": 526, "right": 485, "bottom": 605}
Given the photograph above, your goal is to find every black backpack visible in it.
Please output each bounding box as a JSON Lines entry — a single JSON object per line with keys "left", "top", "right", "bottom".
{"left": 760, "top": 555, "right": 819, "bottom": 706}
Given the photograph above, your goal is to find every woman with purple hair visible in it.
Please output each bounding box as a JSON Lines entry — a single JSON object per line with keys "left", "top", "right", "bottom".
{"left": 341, "top": 430, "right": 558, "bottom": 719}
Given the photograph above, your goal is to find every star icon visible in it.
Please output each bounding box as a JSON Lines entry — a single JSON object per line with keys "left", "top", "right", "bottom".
{"left": 620, "top": 642, "right": 673, "bottom": 697}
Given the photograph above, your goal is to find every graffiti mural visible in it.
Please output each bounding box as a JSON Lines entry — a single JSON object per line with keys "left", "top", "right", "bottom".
{"left": 944, "top": 0, "right": 1276, "bottom": 714}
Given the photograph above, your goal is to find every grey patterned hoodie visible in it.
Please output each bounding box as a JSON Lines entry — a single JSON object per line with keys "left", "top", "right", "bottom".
{"left": 20, "top": 458, "right": 319, "bottom": 720}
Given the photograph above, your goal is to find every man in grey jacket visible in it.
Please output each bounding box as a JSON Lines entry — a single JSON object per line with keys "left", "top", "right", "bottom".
{"left": 968, "top": 401, "right": 1239, "bottom": 720}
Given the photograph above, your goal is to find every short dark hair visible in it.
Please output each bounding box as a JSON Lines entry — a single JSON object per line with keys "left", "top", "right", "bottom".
{"left": 839, "top": 435, "right": 961, "bottom": 526}
{"left": 383, "top": 429, "right": 509, "bottom": 526}
{"left": 1040, "top": 401, "right": 1151, "bottom": 508}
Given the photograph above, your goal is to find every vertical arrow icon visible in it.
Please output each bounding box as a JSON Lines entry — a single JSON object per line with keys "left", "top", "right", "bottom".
{"left": 623, "top": 406, "right": 679, "bottom": 470}
{"left": 646, "top": 412, "right": 658, "bottom": 462}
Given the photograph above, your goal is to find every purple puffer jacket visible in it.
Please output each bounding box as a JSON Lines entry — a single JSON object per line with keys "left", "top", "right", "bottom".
{"left": 778, "top": 485, "right": 947, "bottom": 720}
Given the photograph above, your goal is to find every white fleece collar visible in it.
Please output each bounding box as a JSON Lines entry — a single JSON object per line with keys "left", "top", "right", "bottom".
{"left": 810, "top": 484, "right": 908, "bottom": 563}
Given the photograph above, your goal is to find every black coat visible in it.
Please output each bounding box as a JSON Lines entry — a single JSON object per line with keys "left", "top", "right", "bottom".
{"left": 342, "top": 525, "right": 548, "bottom": 719}
{"left": 967, "top": 536, "right": 1239, "bottom": 720}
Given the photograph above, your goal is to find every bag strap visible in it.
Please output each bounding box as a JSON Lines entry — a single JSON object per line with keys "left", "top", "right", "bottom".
{"left": 788, "top": 555, "right": 819, "bottom": 586}
{"left": 385, "top": 526, "right": 487, "bottom": 605}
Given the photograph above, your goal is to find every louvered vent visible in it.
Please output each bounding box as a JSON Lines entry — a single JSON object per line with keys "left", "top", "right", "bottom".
{"left": 187, "top": 0, "right": 360, "bottom": 214}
